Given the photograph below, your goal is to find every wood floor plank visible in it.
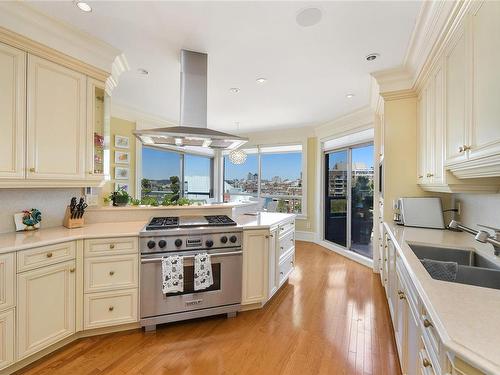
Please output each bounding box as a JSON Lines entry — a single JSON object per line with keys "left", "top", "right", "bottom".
{"left": 17, "top": 241, "right": 401, "bottom": 375}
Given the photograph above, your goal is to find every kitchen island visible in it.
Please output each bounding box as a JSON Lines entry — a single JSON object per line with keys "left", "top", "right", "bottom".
{"left": 0, "top": 212, "right": 294, "bottom": 374}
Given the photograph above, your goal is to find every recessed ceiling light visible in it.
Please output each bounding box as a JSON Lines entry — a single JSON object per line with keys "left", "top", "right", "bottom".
{"left": 346, "top": 93, "right": 355, "bottom": 99}
{"left": 366, "top": 53, "right": 380, "bottom": 62}
{"left": 137, "top": 68, "right": 149, "bottom": 76}
{"left": 229, "top": 88, "right": 240, "bottom": 94}
{"left": 296, "top": 8, "right": 322, "bottom": 27}
{"left": 256, "top": 78, "right": 267, "bottom": 84}
{"left": 75, "top": 1, "right": 92, "bottom": 12}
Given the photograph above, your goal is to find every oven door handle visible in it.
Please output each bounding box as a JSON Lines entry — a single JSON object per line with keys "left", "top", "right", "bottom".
{"left": 141, "top": 250, "right": 242, "bottom": 264}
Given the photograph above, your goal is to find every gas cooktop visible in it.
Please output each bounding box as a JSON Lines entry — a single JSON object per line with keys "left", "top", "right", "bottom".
{"left": 144, "top": 215, "right": 236, "bottom": 231}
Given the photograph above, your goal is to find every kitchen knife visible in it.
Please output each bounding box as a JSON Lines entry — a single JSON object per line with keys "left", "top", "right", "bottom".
{"left": 77, "top": 198, "right": 85, "bottom": 218}
{"left": 70, "top": 197, "right": 77, "bottom": 219}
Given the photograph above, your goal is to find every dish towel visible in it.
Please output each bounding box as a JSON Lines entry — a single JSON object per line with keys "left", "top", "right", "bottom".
{"left": 421, "top": 258, "right": 458, "bottom": 282}
{"left": 194, "top": 253, "right": 213, "bottom": 291}
{"left": 161, "top": 255, "right": 184, "bottom": 294}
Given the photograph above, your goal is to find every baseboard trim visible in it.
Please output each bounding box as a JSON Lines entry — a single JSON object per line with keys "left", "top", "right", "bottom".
{"left": 317, "top": 240, "right": 373, "bottom": 269}
{"left": 295, "top": 231, "right": 317, "bottom": 242}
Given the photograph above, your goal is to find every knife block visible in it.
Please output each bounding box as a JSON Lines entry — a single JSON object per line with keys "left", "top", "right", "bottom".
{"left": 63, "top": 206, "right": 84, "bottom": 229}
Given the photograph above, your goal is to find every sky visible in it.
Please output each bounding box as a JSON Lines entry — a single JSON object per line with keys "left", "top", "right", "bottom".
{"left": 142, "top": 148, "right": 214, "bottom": 180}
{"left": 328, "top": 144, "right": 374, "bottom": 170}
{"left": 224, "top": 153, "right": 302, "bottom": 180}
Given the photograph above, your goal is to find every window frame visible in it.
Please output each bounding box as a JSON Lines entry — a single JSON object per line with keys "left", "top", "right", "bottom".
{"left": 222, "top": 142, "right": 307, "bottom": 217}
{"left": 138, "top": 145, "right": 215, "bottom": 200}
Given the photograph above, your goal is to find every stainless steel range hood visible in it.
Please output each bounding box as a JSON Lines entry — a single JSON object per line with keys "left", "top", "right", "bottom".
{"left": 134, "top": 50, "right": 247, "bottom": 152}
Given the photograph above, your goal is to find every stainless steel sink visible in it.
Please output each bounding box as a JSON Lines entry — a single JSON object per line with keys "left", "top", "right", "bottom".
{"left": 409, "top": 244, "right": 500, "bottom": 290}
{"left": 409, "top": 244, "right": 500, "bottom": 270}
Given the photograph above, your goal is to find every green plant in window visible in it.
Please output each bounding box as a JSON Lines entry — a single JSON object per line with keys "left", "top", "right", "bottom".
{"left": 169, "top": 176, "right": 180, "bottom": 203}
{"left": 130, "top": 198, "right": 141, "bottom": 206}
{"left": 140, "top": 196, "right": 159, "bottom": 206}
{"left": 141, "top": 178, "right": 152, "bottom": 195}
{"left": 276, "top": 199, "right": 288, "bottom": 213}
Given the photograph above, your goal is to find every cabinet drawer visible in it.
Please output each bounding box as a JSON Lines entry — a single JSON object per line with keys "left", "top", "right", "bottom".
{"left": 84, "top": 288, "right": 138, "bottom": 329}
{"left": 418, "top": 347, "right": 436, "bottom": 375}
{"left": 278, "top": 230, "right": 295, "bottom": 260}
{"left": 278, "top": 220, "right": 295, "bottom": 238}
{"left": 17, "top": 241, "right": 75, "bottom": 272}
{"left": 0, "top": 308, "right": 15, "bottom": 370}
{"left": 84, "top": 254, "right": 138, "bottom": 293}
{"left": 420, "top": 306, "right": 442, "bottom": 372}
{"left": 84, "top": 237, "right": 137, "bottom": 257}
{"left": 0, "top": 253, "right": 15, "bottom": 311}
{"left": 279, "top": 251, "right": 295, "bottom": 286}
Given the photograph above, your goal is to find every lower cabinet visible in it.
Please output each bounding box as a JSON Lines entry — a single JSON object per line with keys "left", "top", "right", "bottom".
{"left": 242, "top": 230, "right": 269, "bottom": 304}
{"left": 84, "top": 288, "right": 138, "bottom": 330}
{"left": 268, "top": 228, "right": 278, "bottom": 299}
{"left": 17, "top": 260, "right": 76, "bottom": 359}
{"left": 0, "top": 308, "right": 15, "bottom": 370}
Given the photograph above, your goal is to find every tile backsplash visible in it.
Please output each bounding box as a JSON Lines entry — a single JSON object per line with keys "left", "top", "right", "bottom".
{"left": 0, "top": 188, "right": 82, "bottom": 234}
{"left": 456, "top": 193, "right": 500, "bottom": 228}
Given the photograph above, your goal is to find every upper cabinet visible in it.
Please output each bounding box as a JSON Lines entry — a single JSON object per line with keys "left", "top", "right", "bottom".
{"left": 27, "top": 55, "right": 87, "bottom": 180}
{"left": 0, "top": 43, "right": 25, "bottom": 179}
{"left": 0, "top": 38, "right": 109, "bottom": 188}
{"left": 417, "top": 1, "right": 500, "bottom": 189}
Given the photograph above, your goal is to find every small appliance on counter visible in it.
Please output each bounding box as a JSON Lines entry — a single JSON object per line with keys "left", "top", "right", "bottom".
{"left": 63, "top": 197, "right": 88, "bottom": 229}
{"left": 394, "top": 197, "right": 445, "bottom": 229}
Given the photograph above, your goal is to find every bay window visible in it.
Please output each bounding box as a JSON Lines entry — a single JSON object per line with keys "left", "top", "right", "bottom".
{"left": 223, "top": 144, "right": 304, "bottom": 214}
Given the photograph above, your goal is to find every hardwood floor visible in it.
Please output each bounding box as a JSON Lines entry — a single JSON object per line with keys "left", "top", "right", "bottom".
{"left": 18, "top": 241, "right": 401, "bottom": 375}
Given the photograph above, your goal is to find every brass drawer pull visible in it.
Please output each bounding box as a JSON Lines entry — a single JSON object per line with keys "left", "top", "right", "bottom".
{"left": 109, "top": 270, "right": 115, "bottom": 276}
{"left": 422, "top": 358, "right": 432, "bottom": 368}
{"left": 29, "top": 167, "right": 35, "bottom": 172}
{"left": 423, "top": 319, "right": 433, "bottom": 328}
{"left": 109, "top": 306, "right": 114, "bottom": 312}
{"left": 46, "top": 252, "right": 53, "bottom": 258}
{"left": 109, "top": 243, "right": 115, "bottom": 249}
{"left": 69, "top": 268, "right": 75, "bottom": 273}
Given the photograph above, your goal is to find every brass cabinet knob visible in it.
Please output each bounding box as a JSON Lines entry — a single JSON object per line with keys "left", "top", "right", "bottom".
{"left": 265, "top": 235, "right": 270, "bottom": 239}
{"left": 109, "top": 270, "right": 115, "bottom": 276}
{"left": 422, "top": 358, "right": 432, "bottom": 368}
{"left": 109, "top": 306, "right": 114, "bottom": 311}
{"left": 458, "top": 146, "right": 464, "bottom": 153}
{"left": 46, "top": 252, "right": 53, "bottom": 258}
{"left": 270, "top": 234, "right": 274, "bottom": 238}
{"left": 463, "top": 145, "right": 471, "bottom": 151}
{"left": 280, "top": 247, "right": 284, "bottom": 250}
{"left": 418, "top": 175, "right": 423, "bottom": 179}
{"left": 423, "top": 319, "right": 433, "bottom": 328}
{"left": 426, "top": 173, "right": 434, "bottom": 178}
{"left": 69, "top": 268, "right": 76, "bottom": 273}
{"left": 109, "top": 243, "right": 115, "bottom": 249}
{"left": 29, "top": 167, "right": 35, "bottom": 172}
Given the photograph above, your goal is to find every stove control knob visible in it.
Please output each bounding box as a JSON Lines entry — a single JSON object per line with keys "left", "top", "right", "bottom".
{"left": 220, "top": 236, "right": 228, "bottom": 244}
{"left": 147, "top": 240, "right": 156, "bottom": 249}
{"left": 206, "top": 240, "right": 214, "bottom": 248}
{"left": 158, "top": 240, "right": 167, "bottom": 248}
{"left": 229, "top": 235, "right": 237, "bottom": 243}
{"left": 174, "top": 239, "right": 182, "bottom": 247}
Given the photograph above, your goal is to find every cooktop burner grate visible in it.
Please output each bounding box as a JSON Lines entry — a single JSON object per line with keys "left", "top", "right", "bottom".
{"left": 146, "top": 216, "right": 179, "bottom": 230}
{"left": 204, "top": 215, "right": 237, "bottom": 226}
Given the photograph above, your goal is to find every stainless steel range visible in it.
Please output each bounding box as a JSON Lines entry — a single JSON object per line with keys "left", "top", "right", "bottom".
{"left": 140, "top": 215, "right": 242, "bottom": 331}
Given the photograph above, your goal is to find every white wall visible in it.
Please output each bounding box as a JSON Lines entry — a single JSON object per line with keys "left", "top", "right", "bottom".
{"left": 0, "top": 189, "right": 82, "bottom": 234}
{"left": 455, "top": 193, "right": 500, "bottom": 228}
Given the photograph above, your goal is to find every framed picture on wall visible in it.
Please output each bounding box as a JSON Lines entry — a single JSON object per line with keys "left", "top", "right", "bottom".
{"left": 115, "top": 182, "right": 129, "bottom": 192}
{"left": 115, "top": 151, "right": 129, "bottom": 164}
{"left": 115, "top": 135, "right": 129, "bottom": 149}
{"left": 115, "top": 167, "right": 129, "bottom": 180}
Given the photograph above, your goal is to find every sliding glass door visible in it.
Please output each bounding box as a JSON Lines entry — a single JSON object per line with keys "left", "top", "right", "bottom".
{"left": 324, "top": 143, "right": 374, "bottom": 259}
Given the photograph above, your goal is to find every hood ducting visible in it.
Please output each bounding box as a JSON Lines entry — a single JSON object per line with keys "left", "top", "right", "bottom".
{"left": 134, "top": 50, "right": 247, "bottom": 153}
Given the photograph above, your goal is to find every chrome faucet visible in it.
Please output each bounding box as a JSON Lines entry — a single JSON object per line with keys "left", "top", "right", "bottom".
{"left": 449, "top": 220, "right": 500, "bottom": 256}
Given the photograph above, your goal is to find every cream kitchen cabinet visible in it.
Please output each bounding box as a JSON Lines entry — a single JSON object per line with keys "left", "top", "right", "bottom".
{"left": 242, "top": 230, "right": 269, "bottom": 305}
{"left": 0, "top": 42, "right": 25, "bottom": 179}
{"left": 0, "top": 253, "right": 15, "bottom": 311}
{"left": 267, "top": 228, "right": 278, "bottom": 299}
{"left": 17, "top": 259, "right": 76, "bottom": 360}
{"left": 0, "top": 308, "right": 15, "bottom": 370}
{"left": 27, "top": 55, "right": 87, "bottom": 180}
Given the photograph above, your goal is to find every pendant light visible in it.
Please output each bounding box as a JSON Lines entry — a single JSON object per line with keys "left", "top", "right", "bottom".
{"left": 229, "top": 122, "right": 247, "bottom": 164}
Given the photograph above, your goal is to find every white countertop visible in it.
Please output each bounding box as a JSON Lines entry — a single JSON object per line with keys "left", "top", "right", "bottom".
{"left": 385, "top": 223, "right": 500, "bottom": 374}
{"left": 0, "top": 212, "right": 295, "bottom": 254}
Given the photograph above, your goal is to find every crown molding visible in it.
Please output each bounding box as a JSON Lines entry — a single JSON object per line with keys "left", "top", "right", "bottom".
{"left": 314, "top": 106, "right": 373, "bottom": 140}
{"left": 0, "top": 2, "right": 125, "bottom": 83}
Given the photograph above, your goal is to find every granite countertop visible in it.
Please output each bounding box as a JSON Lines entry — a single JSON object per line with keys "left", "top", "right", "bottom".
{"left": 0, "top": 212, "right": 295, "bottom": 254}
{"left": 385, "top": 223, "right": 500, "bottom": 374}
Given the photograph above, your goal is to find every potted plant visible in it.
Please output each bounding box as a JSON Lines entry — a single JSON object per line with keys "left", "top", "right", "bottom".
{"left": 108, "top": 189, "right": 130, "bottom": 207}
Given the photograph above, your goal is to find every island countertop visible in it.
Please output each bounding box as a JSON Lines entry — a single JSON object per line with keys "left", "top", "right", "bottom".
{"left": 0, "top": 212, "right": 295, "bottom": 254}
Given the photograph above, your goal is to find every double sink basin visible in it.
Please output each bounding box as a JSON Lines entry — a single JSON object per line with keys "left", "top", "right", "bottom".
{"left": 409, "top": 244, "right": 500, "bottom": 290}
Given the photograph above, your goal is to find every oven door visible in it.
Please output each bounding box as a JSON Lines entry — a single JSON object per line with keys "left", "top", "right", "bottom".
{"left": 140, "top": 249, "right": 242, "bottom": 318}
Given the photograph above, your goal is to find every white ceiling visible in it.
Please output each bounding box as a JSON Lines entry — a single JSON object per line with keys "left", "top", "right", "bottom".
{"left": 28, "top": 1, "right": 421, "bottom": 133}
